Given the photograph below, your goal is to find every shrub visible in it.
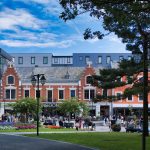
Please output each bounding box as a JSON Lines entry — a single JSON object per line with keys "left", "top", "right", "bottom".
{"left": 111, "top": 124, "right": 121, "bottom": 132}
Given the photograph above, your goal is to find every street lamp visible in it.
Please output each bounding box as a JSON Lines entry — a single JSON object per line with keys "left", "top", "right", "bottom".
{"left": 31, "top": 74, "right": 46, "bottom": 136}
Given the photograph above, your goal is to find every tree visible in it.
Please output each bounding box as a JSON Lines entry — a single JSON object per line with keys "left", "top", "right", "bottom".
{"left": 59, "top": 0, "right": 150, "bottom": 139}
{"left": 9, "top": 98, "right": 39, "bottom": 123}
{"left": 57, "top": 98, "right": 89, "bottom": 118}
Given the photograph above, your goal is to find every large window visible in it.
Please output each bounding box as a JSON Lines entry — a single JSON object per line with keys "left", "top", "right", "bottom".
{"left": 24, "top": 90, "right": 29, "bottom": 97}
{"left": 106, "top": 56, "right": 111, "bottom": 64}
{"left": 18, "top": 57, "right": 23, "bottom": 64}
{"left": 43, "top": 57, "right": 48, "bottom": 64}
{"left": 85, "top": 56, "right": 90, "bottom": 64}
{"left": 47, "top": 90, "right": 53, "bottom": 102}
{"left": 6, "top": 89, "right": 16, "bottom": 100}
{"left": 103, "top": 89, "right": 107, "bottom": 97}
{"left": 31, "top": 57, "right": 35, "bottom": 64}
{"left": 59, "top": 90, "right": 64, "bottom": 100}
{"left": 98, "top": 56, "right": 102, "bottom": 64}
{"left": 7, "top": 76, "right": 14, "bottom": 84}
{"left": 84, "top": 89, "right": 95, "bottom": 100}
{"left": 70, "top": 89, "right": 76, "bottom": 98}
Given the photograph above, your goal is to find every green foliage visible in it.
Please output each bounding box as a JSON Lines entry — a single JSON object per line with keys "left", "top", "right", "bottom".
{"left": 10, "top": 97, "right": 37, "bottom": 115}
{"left": 9, "top": 97, "right": 41, "bottom": 122}
{"left": 57, "top": 98, "right": 89, "bottom": 117}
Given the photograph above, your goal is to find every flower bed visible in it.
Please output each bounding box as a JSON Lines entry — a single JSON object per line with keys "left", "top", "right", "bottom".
{"left": 46, "top": 125, "right": 62, "bottom": 129}
{"left": 15, "top": 124, "right": 36, "bottom": 130}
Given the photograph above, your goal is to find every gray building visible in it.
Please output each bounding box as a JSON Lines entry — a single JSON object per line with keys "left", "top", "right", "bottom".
{"left": 11, "top": 52, "right": 132, "bottom": 68}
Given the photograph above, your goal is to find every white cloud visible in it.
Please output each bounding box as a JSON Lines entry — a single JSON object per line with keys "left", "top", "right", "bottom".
{"left": 0, "top": 8, "right": 47, "bottom": 30}
{"left": 105, "top": 34, "right": 122, "bottom": 43}
{"left": 0, "top": 39, "right": 73, "bottom": 48}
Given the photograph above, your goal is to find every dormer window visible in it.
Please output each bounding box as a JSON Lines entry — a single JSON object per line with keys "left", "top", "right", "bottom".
{"left": 7, "top": 75, "right": 14, "bottom": 85}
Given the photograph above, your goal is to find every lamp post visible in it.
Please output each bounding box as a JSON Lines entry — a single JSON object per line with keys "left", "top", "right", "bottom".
{"left": 31, "top": 74, "right": 46, "bottom": 136}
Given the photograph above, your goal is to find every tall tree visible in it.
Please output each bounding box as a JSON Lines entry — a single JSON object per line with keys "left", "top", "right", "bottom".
{"left": 59, "top": 0, "right": 150, "bottom": 145}
{"left": 9, "top": 98, "right": 39, "bottom": 123}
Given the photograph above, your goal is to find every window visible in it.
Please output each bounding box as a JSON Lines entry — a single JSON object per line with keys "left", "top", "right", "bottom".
{"left": 128, "top": 56, "right": 132, "bottom": 60}
{"left": 47, "top": 90, "right": 53, "bottom": 102}
{"left": 85, "top": 56, "right": 90, "bottom": 63}
{"left": 79, "top": 56, "right": 83, "bottom": 61}
{"left": 127, "top": 95, "right": 132, "bottom": 101}
{"left": 59, "top": 90, "right": 64, "bottom": 100}
{"left": 86, "top": 76, "right": 93, "bottom": 84}
{"left": 70, "top": 90, "right": 76, "bottom": 98}
{"left": 7, "top": 76, "right": 14, "bottom": 84}
{"left": 116, "top": 93, "right": 121, "bottom": 100}
{"left": 6, "top": 89, "right": 16, "bottom": 100}
{"left": 18, "top": 57, "right": 23, "bottom": 64}
{"left": 36, "top": 90, "right": 40, "bottom": 98}
{"left": 119, "top": 56, "right": 123, "bottom": 61}
{"left": 103, "top": 89, "right": 107, "bottom": 97}
{"left": 98, "top": 56, "right": 102, "bottom": 64}
{"left": 31, "top": 57, "right": 35, "bottom": 64}
{"left": 67, "top": 57, "right": 71, "bottom": 63}
{"left": 84, "top": 89, "right": 95, "bottom": 100}
{"left": 24, "top": 90, "right": 29, "bottom": 97}
{"left": 106, "top": 56, "right": 111, "bottom": 64}
{"left": 43, "top": 57, "right": 48, "bottom": 64}
{"left": 54, "top": 58, "right": 58, "bottom": 63}
{"left": 139, "top": 94, "right": 143, "bottom": 101}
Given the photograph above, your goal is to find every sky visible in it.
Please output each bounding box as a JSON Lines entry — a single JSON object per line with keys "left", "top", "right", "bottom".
{"left": 0, "top": 0, "right": 130, "bottom": 55}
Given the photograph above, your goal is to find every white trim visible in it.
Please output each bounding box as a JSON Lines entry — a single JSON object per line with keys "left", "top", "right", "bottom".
{"left": 113, "top": 104, "right": 149, "bottom": 108}
{"left": 83, "top": 86, "right": 95, "bottom": 90}
{"left": 5, "top": 86, "right": 16, "bottom": 89}
{"left": 22, "top": 83, "right": 78, "bottom": 86}
{"left": 46, "top": 88, "right": 53, "bottom": 90}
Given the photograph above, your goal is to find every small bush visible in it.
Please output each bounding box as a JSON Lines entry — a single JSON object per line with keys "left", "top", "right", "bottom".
{"left": 111, "top": 124, "right": 121, "bottom": 132}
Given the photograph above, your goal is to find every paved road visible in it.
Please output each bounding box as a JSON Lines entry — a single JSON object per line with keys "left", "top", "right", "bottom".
{"left": 0, "top": 134, "right": 97, "bottom": 150}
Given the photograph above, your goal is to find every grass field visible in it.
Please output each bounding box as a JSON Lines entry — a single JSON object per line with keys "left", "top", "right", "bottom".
{"left": 25, "top": 132, "right": 150, "bottom": 150}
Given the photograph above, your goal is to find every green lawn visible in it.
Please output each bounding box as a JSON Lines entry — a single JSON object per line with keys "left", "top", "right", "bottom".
{"left": 25, "top": 132, "right": 150, "bottom": 150}
{"left": 0, "top": 127, "right": 75, "bottom": 132}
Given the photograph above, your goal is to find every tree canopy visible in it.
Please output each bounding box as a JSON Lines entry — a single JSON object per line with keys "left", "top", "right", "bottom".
{"left": 9, "top": 97, "right": 39, "bottom": 122}
{"left": 57, "top": 98, "right": 89, "bottom": 118}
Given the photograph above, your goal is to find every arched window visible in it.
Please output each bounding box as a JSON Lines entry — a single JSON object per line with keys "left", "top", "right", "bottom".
{"left": 7, "top": 75, "right": 14, "bottom": 84}
{"left": 86, "top": 76, "right": 93, "bottom": 85}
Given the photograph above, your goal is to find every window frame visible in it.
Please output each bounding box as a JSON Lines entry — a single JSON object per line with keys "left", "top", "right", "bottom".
{"left": 43, "top": 56, "right": 48, "bottom": 64}
{"left": 7, "top": 75, "right": 15, "bottom": 85}
{"left": 5, "top": 89, "right": 16, "bottom": 100}
{"left": 18, "top": 57, "right": 23, "bottom": 64}
{"left": 31, "top": 57, "right": 35, "bottom": 64}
